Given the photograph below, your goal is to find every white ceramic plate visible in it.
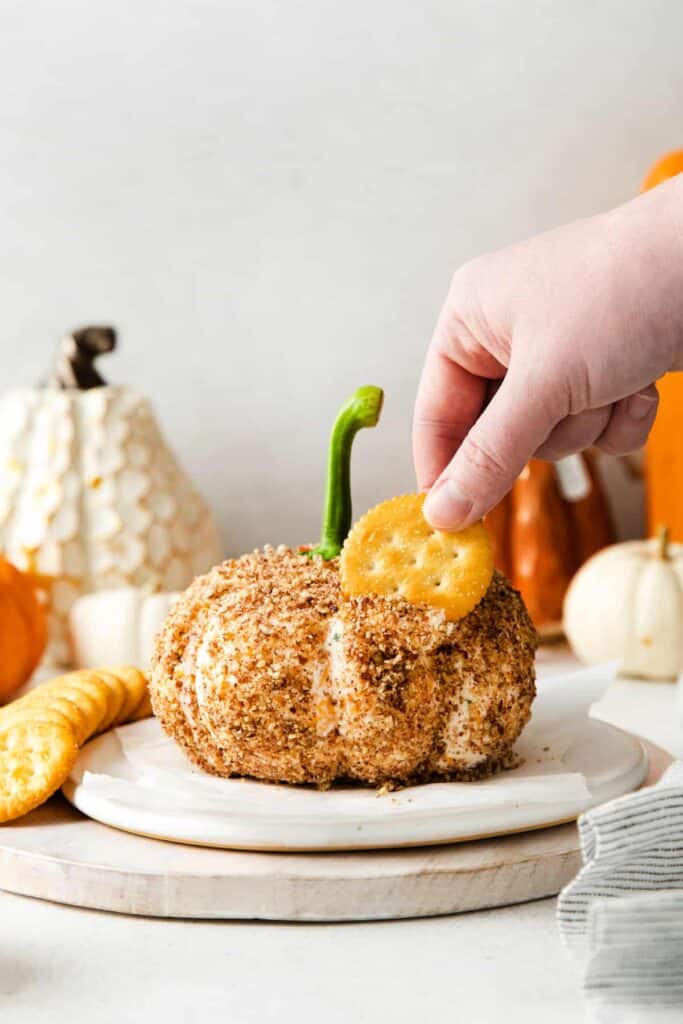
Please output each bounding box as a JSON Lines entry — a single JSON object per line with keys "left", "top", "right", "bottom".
{"left": 62, "top": 717, "right": 648, "bottom": 851}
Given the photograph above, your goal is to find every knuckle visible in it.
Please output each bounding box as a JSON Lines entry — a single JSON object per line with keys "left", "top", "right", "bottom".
{"left": 597, "top": 434, "right": 648, "bottom": 457}
{"left": 595, "top": 439, "right": 626, "bottom": 456}
{"left": 534, "top": 441, "right": 567, "bottom": 462}
{"left": 413, "top": 414, "right": 468, "bottom": 447}
{"left": 594, "top": 437, "right": 621, "bottom": 456}
{"left": 596, "top": 394, "right": 658, "bottom": 455}
{"left": 457, "top": 432, "right": 509, "bottom": 483}
{"left": 449, "top": 259, "right": 477, "bottom": 295}
{"left": 566, "top": 358, "right": 592, "bottom": 415}
{"left": 447, "top": 257, "right": 485, "bottom": 311}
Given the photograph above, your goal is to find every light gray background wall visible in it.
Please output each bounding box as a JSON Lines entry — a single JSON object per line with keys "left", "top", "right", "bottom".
{"left": 0, "top": 1, "right": 679, "bottom": 554}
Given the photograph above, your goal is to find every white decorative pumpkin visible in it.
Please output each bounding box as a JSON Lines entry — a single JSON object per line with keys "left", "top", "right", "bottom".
{"left": 0, "top": 327, "right": 222, "bottom": 664}
{"left": 563, "top": 530, "right": 683, "bottom": 680}
{"left": 69, "top": 587, "right": 180, "bottom": 669}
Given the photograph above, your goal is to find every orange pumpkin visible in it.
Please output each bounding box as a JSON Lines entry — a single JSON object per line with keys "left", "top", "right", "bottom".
{"left": 486, "top": 454, "right": 614, "bottom": 635}
{"left": 647, "top": 374, "right": 683, "bottom": 542}
{"left": 641, "top": 149, "right": 683, "bottom": 191}
{"left": 641, "top": 151, "right": 683, "bottom": 542}
{"left": 0, "top": 557, "right": 48, "bottom": 703}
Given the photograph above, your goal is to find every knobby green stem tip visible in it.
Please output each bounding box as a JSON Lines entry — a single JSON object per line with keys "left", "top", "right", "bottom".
{"left": 304, "top": 385, "right": 384, "bottom": 560}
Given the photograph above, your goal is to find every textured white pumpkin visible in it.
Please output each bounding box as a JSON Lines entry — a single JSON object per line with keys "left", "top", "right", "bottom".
{"left": 563, "top": 534, "right": 683, "bottom": 680}
{"left": 70, "top": 586, "right": 180, "bottom": 669}
{"left": 0, "top": 385, "right": 222, "bottom": 664}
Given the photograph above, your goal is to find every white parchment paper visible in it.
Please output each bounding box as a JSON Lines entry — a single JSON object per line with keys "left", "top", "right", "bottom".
{"left": 73, "top": 663, "right": 617, "bottom": 819}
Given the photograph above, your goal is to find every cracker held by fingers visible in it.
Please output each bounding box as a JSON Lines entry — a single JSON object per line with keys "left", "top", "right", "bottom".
{"left": 340, "top": 492, "right": 493, "bottom": 621}
{"left": 150, "top": 387, "right": 537, "bottom": 788}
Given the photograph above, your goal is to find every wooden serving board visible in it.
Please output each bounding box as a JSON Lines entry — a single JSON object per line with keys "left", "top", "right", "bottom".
{"left": 0, "top": 737, "right": 670, "bottom": 922}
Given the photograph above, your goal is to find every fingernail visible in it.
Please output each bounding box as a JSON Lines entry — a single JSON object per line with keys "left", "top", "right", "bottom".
{"left": 423, "top": 479, "right": 473, "bottom": 530}
{"left": 627, "top": 390, "right": 658, "bottom": 421}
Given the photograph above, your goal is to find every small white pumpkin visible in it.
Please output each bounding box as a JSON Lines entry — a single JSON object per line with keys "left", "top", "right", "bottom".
{"left": 69, "top": 586, "right": 180, "bottom": 669}
{"left": 0, "top": 327, "right": 222, "bottom": 663}
{"left": 563, "top": 528, "right": 683, "bottom": 680}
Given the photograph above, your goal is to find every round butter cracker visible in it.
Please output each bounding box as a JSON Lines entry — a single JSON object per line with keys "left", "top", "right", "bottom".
{"left": 104, "top": 666, "right": 149, "bottom": 725}
{"left": 127, "top": 688, "right": 153, "bottom": 723}
{"left": 340, "top": 493, "right": 493, "bottom": 621}
{"left": 0, "top": 720, "right": 78, "bottom": 823}
{"left": 7, "top": 692, "right": 90, "bottom": 745}
{"left": 33, "top": 677, "right": 108, "bottom": 740}
{"left": 86, "top": 670, "right": 128, "bottom": 732}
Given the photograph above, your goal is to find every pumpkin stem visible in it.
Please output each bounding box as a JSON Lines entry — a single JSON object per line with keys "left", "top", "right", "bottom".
{"left": 304, "top": 386, "right": 384, "bottom": 560}
{"left": 46, "top": 326, "right": 117, "bottom": 390}
{"left": 656, "top": 524, "right": 670, "bottom": 560}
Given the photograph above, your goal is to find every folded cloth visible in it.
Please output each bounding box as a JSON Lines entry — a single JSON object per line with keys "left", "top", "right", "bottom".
{"left": 558, "top": 761, "right": 683, "bottom": 1021}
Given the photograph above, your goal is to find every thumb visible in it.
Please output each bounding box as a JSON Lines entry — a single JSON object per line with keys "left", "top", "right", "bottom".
{"left": 423, "top": 372, "right": 557, "bottom": 530}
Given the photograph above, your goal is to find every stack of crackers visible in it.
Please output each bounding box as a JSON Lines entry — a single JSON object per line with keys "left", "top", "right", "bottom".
{"left": 0, "top": 667, "right": 152, "bottom": 823}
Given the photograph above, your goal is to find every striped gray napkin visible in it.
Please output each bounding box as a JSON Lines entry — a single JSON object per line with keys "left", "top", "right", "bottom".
{"left": 558, "top": 761, "right": 683, "bottom": 1021}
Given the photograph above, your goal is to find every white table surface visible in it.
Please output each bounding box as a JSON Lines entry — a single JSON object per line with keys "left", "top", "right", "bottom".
{"left": 1, "top": 648, "right": 681, "bottom": 1024}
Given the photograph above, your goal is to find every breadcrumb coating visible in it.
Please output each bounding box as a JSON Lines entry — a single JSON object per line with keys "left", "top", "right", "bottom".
{"left": 150, "top": 546, "right": 537, "bottom": 787}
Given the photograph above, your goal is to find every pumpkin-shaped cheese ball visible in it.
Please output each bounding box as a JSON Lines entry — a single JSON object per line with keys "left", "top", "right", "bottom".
{"left": 151, "top": 550, "right": 535, "bottom": 786}
{"left": 150, "top": 387, "right": 537, "bottom": 787}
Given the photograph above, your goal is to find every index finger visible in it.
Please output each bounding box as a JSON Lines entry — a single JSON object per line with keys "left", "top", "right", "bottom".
{"left": 412, "top": 343, "right": 487, "bottom": 490}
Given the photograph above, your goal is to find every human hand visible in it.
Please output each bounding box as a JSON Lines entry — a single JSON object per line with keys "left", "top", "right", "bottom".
{"left": 414, "top": 176, "right": 683, "bottom": 530}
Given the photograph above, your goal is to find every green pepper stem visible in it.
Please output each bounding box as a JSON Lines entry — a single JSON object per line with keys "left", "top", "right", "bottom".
{"left": 305, "top": 386, "right": 383, "bottom": 560}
